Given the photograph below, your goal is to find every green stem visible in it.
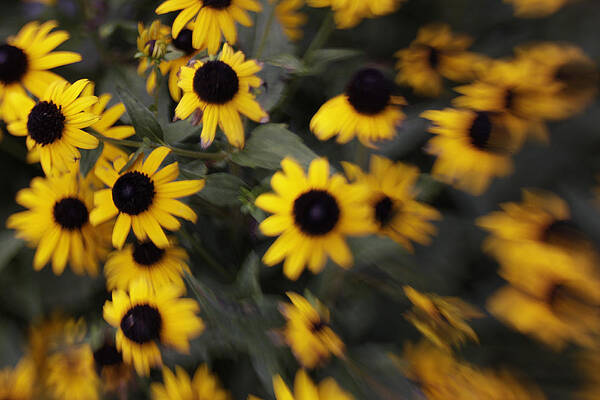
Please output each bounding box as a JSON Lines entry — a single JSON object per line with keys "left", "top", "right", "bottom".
{"left": 152, "top": 64, "right": 162, "bottom": 117}
{"left": 254, "top": 0, "right": 279, "bottom": 60}
{"left": 87, "top": 129, "right": 228, "bottom": 161}
{"left": 304, "top": 11, "right": 335, "bottom": 61}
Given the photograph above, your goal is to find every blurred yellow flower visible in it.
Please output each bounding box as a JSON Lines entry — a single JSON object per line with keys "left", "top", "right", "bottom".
{"left": 308, "top": 0, "right": 403, "bottom": 29}
{"left": 93, "top": 341, "right": 133, "bottom": 394}
{"left": 504, "top": 0, "right": 570, "bottom": 18}
{"left": 0, "top": 357, "right": 35, "bottom": 400}
{"left": 273, "top": 0, "right": 307, "bottom": 41}
{"left": 46, "top": 344, "right": 100, "bottom": 400}
{"left": 272, "top": 370, "right": 354, "bottom": 400}
{"left": 151, "top": 365, "right": 231, "bottom": 400}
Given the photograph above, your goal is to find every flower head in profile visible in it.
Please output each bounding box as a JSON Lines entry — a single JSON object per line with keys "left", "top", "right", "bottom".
{"left": 421, "top": 108, "right": 521, "bottom": 195}
{"left": 504, "top": 0, "right": 570, "bottom": 17}
{"left": 103, "top": 279, "right": 205, "bottom": 375}
{"left": 151, "top": 365, "right": 231, "bottom": 400}
{"left": 0, "top": 357, "right": 35, "bottom": 400}
{"left": 155, "top": 0, "right": 262, "bottom": 55}
{"left": 308, "top": 0, "right": 403, "bottom": 29}
{"left": 280, "top": 292, "right": 344, "bottom": 368}
{"left": 403, "top": 286, "right": 483, "bottom": 351}
{"left": 137, "top": 20, "right": 171, "bottom": 96}
{"left": 395, "top": 23, "right": 487, "bottom": 97}
{"left": 6, "top": 79, "right": 99, "bottom": 175}
{"left": 175, "top": 43, "right": 268, "bottom": 148}
{"left": 270, "top": 370, "right": 354, "bottom": 400}
{"left": 310, "top": 68, "right": 405, "bottom": 147}
{"left": 90, "top": 146, "right": 205, "bottom": 249}
{"left": 255, "top": 157, "right": 371, "bottom": 280}
{"left": 342, "top": 156, "right": 441, "bottom": 250}
{"left": 7, "top": 171, "right": 111, "bottom": 276}
{"left": 0, "top": 20, "right": 81, "bottom": 121}
{"left": 46, "top": 344, "right": 100, "bottom": 400}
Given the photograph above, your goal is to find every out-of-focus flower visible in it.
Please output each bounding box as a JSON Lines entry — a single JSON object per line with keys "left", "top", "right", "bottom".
{"left": 395, "top": 23, "right": 488, "bottom": 97}
{"left": 7, "top": 171, "right": 111, "bottom": 276}
{"left": 104, "top": 239, "right": 190, "bottom": 291}
{"left": 255, "top": 157, "right": 371, "bottom": 280}
{"left": 421, "top": 108, "right": 520, "bottom": 195}
{"left": 310, "top": 68, "right": 405, "bottom": 147}
{"left": 478, "top": 190, "right": 600, "bottom": 349}
{"left": 46, "top": 344, "right": 100, "bottom": 400}
{"left": 155, "top": 0, "right": 262, "bottom": 55}
{"left": 103, "top": 279, "right": 205, "bottom": 375}
{"left": 272, "top": 370, "right": 354, "bottom": 400}
{"left": 504, "top": 0, "right": 570, "bottom": 18}
{"left": 273, "top": 0, "right": 307, "bottom": 41}
{"left": 401, "top": 341, "right": 546, "bottom": 400}
{"left": 90, "top": 146, "right": 205, "bottom": 249}
{"left": 307, "top": 0, "right": 403, "bottom": 29}
{"left": 0, "top": 21, "right": 81, "bottom": 121}
{"left": 280, "top": 292, "right": 344, "bottom": 368}
{"left": 151, "top": 365, "right": 231, "bottom": 400}
{"left": 93, "top": 340, "right": 132, "bottom": 394}
{"left": 137, "top": 20, "right": 171, "bottom": 96}
{"left": 175, "top": 43, "right": 268, "bottom": 148}
{"left": 5, "top": 79, "right": 99, "bottom": 176}
{"left": 342, "top": 156, "right": 440, "bottom": 250}
{"left": 403, "top": 286, "right": 483, "bottom": 350}
{"left": 0, "top": 357, "right": 36, "bottom": 400}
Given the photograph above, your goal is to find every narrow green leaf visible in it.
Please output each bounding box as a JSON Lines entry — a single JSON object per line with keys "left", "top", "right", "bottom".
{"left": 234, "top": 252, "right": 262, "bottom": 299}
{"left": 0, "top": 231, "right": 23, "bottom": 273}
{"left": 231, "top": 124, "right": 317, "bottom": 170}
{"left": 79, "top": 141, "right": 104, "bottom": 178}
{"left": 304, "top": 48, "right": 363, "bottom": 75}
{"left": 265, "top": 54, "right": 305, "bottom": 73}
{"left": 117, "top": 86, "right": 164, "bottom": 142}
{"left": 197, "top": 173, "right": 247, "bottom": 206}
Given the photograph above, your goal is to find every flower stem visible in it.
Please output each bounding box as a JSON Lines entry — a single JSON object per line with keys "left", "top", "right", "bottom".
{"left": 254, "top": 0, "right": 279, "bottom": 60}
{"left": 304, "top": 11, "right": 335, "bottom": 60}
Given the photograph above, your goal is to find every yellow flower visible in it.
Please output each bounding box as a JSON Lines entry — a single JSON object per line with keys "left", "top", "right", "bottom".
{"left": 403, "top": 286, "right": 483, "bottom": 350}
{"left": 395, "top": 23, "right": 487, "bottom": 97}
{"left": 421, "top": 108, "right": 521, "bottom": 195}
{"left": 6, "top": 79, "right": 99, "bottom": 175}
{"left": 7, "top": 171, "right": 111, "bottom": 276}
{"left": 151, "top": 365, "right": 231, "bottom": 400}
{"left": 342, "top": 156, "right": 440, "bottom": 250}
{"left": 104, "top": 239, "right": 190, "bottom": 291}
{"left": 0, "top": 20, "right": 81, "bottom": 121}
{"left": 103, "top": 279, "right": 205, "bottom": 375}
{"left": 255, "top": 157, "right": 372, "bottom": 280}
{"left": 46, "top": 344, "right": 100, "bottom": 400}
{"left": 90, "top": 146, "right": 205, "bottom": 249}
{"left": 310, "top": 68, "right": 405, "bottom": 147}
{"left": 504, "top": 0, "right": 570, "bottom": 17}
{"left": 273, "top": 0, "right": 307, "bottom": 41}
{"left": 93, "top": 341, "right": 133, "bottom": 393}
{"left": 272, "top": 370, "right": 354, "bottom": 400}
{"left": 175, "top": 43, "right": 268, "bottom": 148}
{"left": 281, "top": 292, "right": 344, "bottom": 368}
{"left": 155, "top": 0, "right": 262, "bottom": 55}
{"left": 137, "top": 20, "right": 171, "bottom": 96}
{"left": 0, "top": 357, "right": 35, "bottom": 400}
{"left": 308, "top": 0, "right": 402, "bottom": 29}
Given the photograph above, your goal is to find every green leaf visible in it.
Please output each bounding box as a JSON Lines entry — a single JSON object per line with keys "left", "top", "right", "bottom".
{"left": 265, "top": 54, "right": 305, "bottom": 74}
{"left": 179, "top": 159, "right": 208, "bottom": 179}
{"left": 79, "top": 141, "right": 104, "bottom": 178}
{"left": 117, "top": 86, "right": 164, "bottom": 142}
{"left": 0, "top": 231, "right": 23, "bottom": 273}
{"left": 234, "top": 252, "right": 262, "bottom": 299}
{"left": 118, "top": 145, "right": 147, "bottom": 174}
{"left": 231, "top": 124, "right": 317, "bottom": 170}
{"left": 162, "top": 120, "right": 202, "bottom": 144}
{"left": 304, "top": 48, "right": 363, "bottom": 75}
{"left": 197, "top": 173, "right": 247, "bottom": 206}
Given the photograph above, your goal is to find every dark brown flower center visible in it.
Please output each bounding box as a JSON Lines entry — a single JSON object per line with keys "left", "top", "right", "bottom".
{"left": 427, "top": 47, "right": 440, "bottom": 70}
{"left": 193, "top": 60, "right": 239, "bottom": 104}
{"left": 53, "top": 197, "right": 89, "bottom": 230}
{"left": 311, "top": 320, "right": 328, "bottom": 333}
{"left": 93, "top": 342, "right": 123, "bottom": 367}
{"left": 0, "top": 43, "right": 28, "bottom": 85}
{"left": 172, "top": 29, "right": 195, "bottom": 55}
{"left": 27, "top": 101, "right": 65, "bottom": 145}
{"left": 120, "top": 304, "right": 162, "bottom": 344}
{"left": 554, "top": 61, "right": 598, "bottom": 93}
{"left": 468, "top": 112, "right": 493, "bottom": 150}
{"left": 112, "top": 171, "right": 155, "bottom": 215}
{"left": 202, "top": 0, "right": 232, "bottom": 9}
{"left": 541, "top": 219, "right": 581, "bottom": 246}
{"left": 133, "top": 241, "right": 166, "bottom": 266}
{"left": 374, "top": 196, "right": 395, "bottom": 227}
{"left": 293, "top": 190, "right": 340, "bottom": 236}
{"left": 346, "top": 68, "right": 392, "bottom": 115}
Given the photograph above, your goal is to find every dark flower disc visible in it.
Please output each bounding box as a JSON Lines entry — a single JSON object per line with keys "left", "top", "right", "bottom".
{"left": 202, "top": 0, "right": 232, "bottom": 9}
{"left": 133, "top": 240, "right": 166, "bottom": 266}
{"left": 0, "top": 44, "right": 28, "bottom": 85}
{"left": 293, "top": 190, "right": 340, "bottom": 236}
{"left": 346, "top": 68, "right": 392, "bottom": 115}
{"left": 374, "top": 196, "right": 395, "bottom": 227}
{"left": 53, "top": 197, "right": 89, "bottom": 230}
{"left": 112, "top": 171, "right": 155, "bottom": 215}
{"left": 120, "top": 304, "right": 162, "bottom": 344}
{"left": 93, "top": 342, "right": 123, "bottom": 367}
{"left": 193, "top": 60, "right": 239, "bottom": 104}
{"left": 27, "top": 101, "right": 66, "bottom": 146}
{"left": 468, "top": 112, "right": 493, "bottom": 150}
{"left": 173, "top": 29, "right": 196, "bottom": 55}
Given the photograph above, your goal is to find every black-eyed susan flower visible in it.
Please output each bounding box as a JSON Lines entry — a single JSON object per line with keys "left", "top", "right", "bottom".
{"left": 93, "top": 341, "right": 132, "bottom": 393}
{"left": 272, "top": 370, "right": 354, "bottom": 400}
{"left": 7, "top": 171, "right": 111, "bottom": 276}
{"left": 310, "top": 68, "right": 405, "bottom": 147}
{"left": 0, "top": 21, "right": 81, "bottom": 120}
{"left": 104, "top": 239, "right": 190, "bottom": 291}
{"left": 175, "top": 43, "right": 268, "bottom": 148}
{"left": 421, "top": 108, "right": 520, "bottom": 195}
{"left": 342, "top": 156, "right": 440, "bottom": 251}
{"left": 46, "top": 344, "right": 100, "bottom": 400}
{"left": 155, "top": 0, "right": 262, "bottom": 55}
{"left": 308, "top": 0, "right": 402, "bottom": 29}
{"left": 90, "top": 146, "right": 205, "bottom": 249}
{"left": 6, "top": 79, "right": 99, "bottom": 175}
{"left": 255, "top": 157, "right": 371, "bottom": 280}
{"left": 395, "top": 23, "right": 487, "bottom": 97}
{"left": 403, "top": 286, "right": 482, "bottom": 351}
{"left": 0, "top": 357, "right": 35, "bottom": 400}
{"left": 103, "top": 279, "right": 205, "bottom": 375}
{"left": 280, "top": 292, "right": 344, "bottom": 368}
{"left": 137, "top": 21, "right": 171, "bottom": 96}
{"left": 273, "top": 0, "right": 307, "bottom": 41}
{"left": 151, "top": 365, "right": 231, "bottom": 400}
{"left": 504, "top": 0, "right": 569, "bottom": 17}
